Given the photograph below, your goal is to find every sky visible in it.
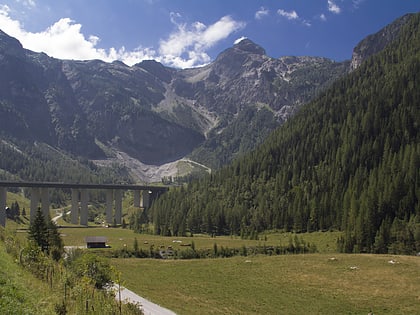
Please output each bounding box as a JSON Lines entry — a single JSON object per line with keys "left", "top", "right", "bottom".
{"left": 0, "top": 0, "right": 419, "bottom": 68}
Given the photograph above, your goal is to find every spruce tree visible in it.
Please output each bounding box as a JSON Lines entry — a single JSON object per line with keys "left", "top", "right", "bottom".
{"left": 47, "top": 219, "right": 64, "bottom": 261}
{"left": 28, "top": 207, "right": 63, "bottom": 260}
{"left": 28, "top": 207, "right": 49, "bottom": 252}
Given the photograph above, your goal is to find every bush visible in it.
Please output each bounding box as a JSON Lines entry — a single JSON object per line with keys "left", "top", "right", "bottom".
{"left": 70, "top": 253, "right": 114, "bottom": 289}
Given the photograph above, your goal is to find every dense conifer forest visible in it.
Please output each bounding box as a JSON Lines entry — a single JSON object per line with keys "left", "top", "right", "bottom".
{"left": 150, "top": 14, "right": 420, "bottom": 254}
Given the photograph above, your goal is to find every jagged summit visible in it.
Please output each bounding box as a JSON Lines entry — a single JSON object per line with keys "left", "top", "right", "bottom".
{"left": 233, "top": 38, "right": 266, "bottom": 55}
{"left": 213, "top": 38, "right": 267, "bottom": 67}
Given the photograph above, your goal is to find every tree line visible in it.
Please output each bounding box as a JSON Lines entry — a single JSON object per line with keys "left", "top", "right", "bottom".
{"left": 149, "top": 13, "right": 420, "bottom": 255}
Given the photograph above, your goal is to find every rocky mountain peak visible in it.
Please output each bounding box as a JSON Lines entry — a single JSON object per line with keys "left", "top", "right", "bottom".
{"left": 233, "top": 38, "right": 266, "bottom": 55}
{"left": 135, "top": 59, "right": 173, "bottom": 83}
{"left": 214, "top": 38, "right": 267, "bottom": 66}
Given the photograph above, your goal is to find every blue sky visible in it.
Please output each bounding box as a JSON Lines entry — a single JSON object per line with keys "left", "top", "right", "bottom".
{"left": 0, "top": 0, "right": 419, "bottom": 68}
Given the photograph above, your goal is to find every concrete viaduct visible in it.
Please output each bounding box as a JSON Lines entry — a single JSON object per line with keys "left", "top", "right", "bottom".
{"left": 0, "top": 181, "right": 168, "bottom": 227}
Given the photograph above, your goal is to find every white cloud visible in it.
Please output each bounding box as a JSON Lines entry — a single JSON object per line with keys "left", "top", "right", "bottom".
{"left": 159, "top": 15, "right": 245, "bottom": 68}
{"left": 277, "top": 8, "right": 311, "bottom": 27}
{"left": 0, "top": 6, "right": 244, "bottom": 68}
{"left": 328, "top": 0, "right": 341, "bottom": 14}
{"left": 278, "top": 9, "right": 299, "bottom": 20}
{"left": 319, "top": 13, "right": 327, "bottom": 21}
{"left": 302, "top": 20, "right": 312, "bottom": 27}
{"left": 255, "top": 7, "right": 269, "bottom": 20}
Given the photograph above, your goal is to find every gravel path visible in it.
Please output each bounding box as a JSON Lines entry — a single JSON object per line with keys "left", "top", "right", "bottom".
{"left": 113, "top": 284, "right": 177, "bottom": 315}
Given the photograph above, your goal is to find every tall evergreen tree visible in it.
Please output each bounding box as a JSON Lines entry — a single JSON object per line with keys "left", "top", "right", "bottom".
{"left": 28, "top": 207, "right": 49, "bottom": 252}
{"left": 27, "top": 207, "right": 63, "bottom": 260}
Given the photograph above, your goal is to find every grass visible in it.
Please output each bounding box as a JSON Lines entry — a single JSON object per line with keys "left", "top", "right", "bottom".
{"left": 112, "top": 254, "right": 420, "bottom": 315}
{"left": 0, "top": 240, "right": 59, "bottom": 314}
{"left": 56, "top": 226, "right": 341, "bottom": 253}
{"left": 4, "top": 193, "right": 418, "bottom": 314}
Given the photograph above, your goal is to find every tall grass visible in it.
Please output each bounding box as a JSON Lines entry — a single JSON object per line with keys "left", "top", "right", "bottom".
{"left": 0, "top": 240, "right": 59, "bottom": 314}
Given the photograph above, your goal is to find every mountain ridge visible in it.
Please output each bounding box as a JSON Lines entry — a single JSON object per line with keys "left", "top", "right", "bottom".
{"left": 0, "top": 13, "right": 411, "bottom": 182}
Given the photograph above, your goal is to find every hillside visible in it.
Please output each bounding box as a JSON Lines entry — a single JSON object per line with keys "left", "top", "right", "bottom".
{"left": 0, "top": 27, "right": 350, "bottom": 184}
{"left": 0, "top": 240, "right": 59, "bottom": 314}
{"left": 150, "top": 13, "right": 420, "bottom": 254}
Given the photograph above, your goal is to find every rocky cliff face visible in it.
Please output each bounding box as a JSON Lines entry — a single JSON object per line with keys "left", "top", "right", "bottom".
{"left": 350, "top": 13, "right": 413, "bottom": 70}
{"left": 0, "top": 31, "right": 348, "bottom": 169}
{"left": 0, "top": 13, "right": 410, "bottom": 180}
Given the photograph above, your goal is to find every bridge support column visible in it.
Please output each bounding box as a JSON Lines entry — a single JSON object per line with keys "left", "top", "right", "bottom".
{"left": 106, "top": 189, "right": 113, "bottom": 224}
{"left": 114, "top": 189, "right": 122, "bottom": 225}
{"left": 80, "top": 189, "right": 88, "bottom": 226}
{"left": 71, "top": 189, "right": 79, "bottom": 224}
{"left": 30, "top": 187, "right": 40, "bottom": 222}
{"left": 133, "top": 190, "right": 140, "bottom": 208}
{"left": 41, "top": 188, "right": 49, "bottom": 219}
{"left": 0, "top": 187, "right": 6, "bottom": 227}
{"left": 141, "top": 190, "right": 150, "bottom": 209}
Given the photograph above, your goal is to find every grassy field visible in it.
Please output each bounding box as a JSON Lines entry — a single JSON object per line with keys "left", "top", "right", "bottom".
{"left": 4, "top": 192, "right": 419, "bottom": 314}
{"left": 112, "top": 254, "right": 420, "bottom": 315}
{"left": 56, "top": 226, "right": 341, "bottom": 253}
{"left": 56, "top": 226, "right": 418, "bottom": 314}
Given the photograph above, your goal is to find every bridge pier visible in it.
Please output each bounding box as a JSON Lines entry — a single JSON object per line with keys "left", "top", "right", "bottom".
{"left": 30, "top": 187, "right": 40, "bottom": 222}
{"left": 80, "top": 190, "right": 89, "bottom": 226}
{"left": 115, "top": 190, "right": 122, "bottom": 225}
{"left": 141, "top": 190, "right": 151, "bottom": 209}
{"left": 106, "top": 189, "right": 113, "bottom": 224}
{"left": 41, "top": 188, "right": 50, "bottom": 219}
{"left": 71, "top": 189, "right": 79, "bottom": 224}
{"left": 0, "top": 187, "right": 6, "bottom": 227}
{"left": 133, "top": 190, "right": 141, "bottom": 208}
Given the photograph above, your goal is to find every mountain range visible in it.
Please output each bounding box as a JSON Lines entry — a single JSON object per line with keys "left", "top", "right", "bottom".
{"left": 150, "top": 12, "right": 420, "bottom": 254}
{"left": 0, "top": 14, "right": 412, "bottom": 183}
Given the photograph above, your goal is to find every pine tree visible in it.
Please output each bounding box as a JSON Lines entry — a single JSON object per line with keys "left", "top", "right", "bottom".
{"left": 28, "top": 207, "right": 49, "bottom": 252}
{"left": 47, "top": 219, "right": 64, "bottom": 261}
{"left": 28, "top": 207, "right": 63, "bottom": 260}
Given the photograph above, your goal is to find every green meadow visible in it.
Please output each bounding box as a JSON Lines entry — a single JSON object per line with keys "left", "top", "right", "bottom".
{"left": 54, "top": 226, "right": 420, "bottom": 314}
{"left": 3, "top": 192, "right": 419, "bottom": 314}
{"left": 112, "top": 254, "right": 420, "bottom": 315}
{"left": 57, "top": 226, "right": 340, "bottom": 253}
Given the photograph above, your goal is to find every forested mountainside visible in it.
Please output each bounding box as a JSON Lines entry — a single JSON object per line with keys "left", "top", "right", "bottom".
{"left": 150, "top": 13, "right": 420, "bottom": 254}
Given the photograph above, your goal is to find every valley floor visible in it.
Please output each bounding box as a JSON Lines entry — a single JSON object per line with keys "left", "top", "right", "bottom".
{"left": 111, "top": 254, "right": 420, "bottom": 315}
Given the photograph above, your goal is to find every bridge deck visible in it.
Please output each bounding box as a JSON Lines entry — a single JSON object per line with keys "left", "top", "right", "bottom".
{"left": 0, "top": 181, "right": 169, "bottom": 191}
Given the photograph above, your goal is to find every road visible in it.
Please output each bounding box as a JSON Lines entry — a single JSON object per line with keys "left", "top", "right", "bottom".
{"left": 52, "top": 209, "right": 69, "bottom": 224}
{"left": 55, "top": 210, "right": 176, "bottom": 315}
{"left": 113, "top": 284, "right": 177, "bottom": 315}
